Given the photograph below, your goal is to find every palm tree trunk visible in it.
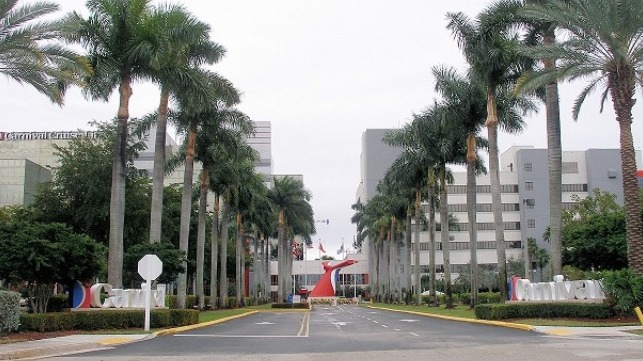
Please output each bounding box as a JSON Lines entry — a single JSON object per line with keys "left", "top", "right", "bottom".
{"left": 209, "top": 194, "right": 220, "bottom": 309}
{"left": 196, "top": 170, "right": 208, "bottom": 310}
{"left": 149, "top": 88, "right": 170, "bottom": 244}
{"left": 219, "top": 196, "right": 230, "bottom": 308}
{"left": 253, "top": 230, "right": 259, "bottom": 299}
{"left": 264, "top": 236, "right": 271, "bottom": 301}
{"left": 277, "top": 209, "right": 287, "bottom": 302}
{"left": 414, "top": 190, "right": 421, "bottom": 305}
{"left": 405, "top": 204, "right": 412, "bottom": 304}
{"left": 177, "top": 127, "right": 197, "bottom": 309}
{"left": 373, "top": 241, "right": 380, "bottom": 300}
{"left": 428, "top": 170, "right": 437, "bottom": 306}
{"left": 439, "top": 169, "right": 453, "bottom": 308}
{"left": 609, "top": 67, "right": 643, "bottom": 275}
{"left": 542, "top": 28, "right": 563, "bottom": 279}
{"left": 236, "top": 213, "right": 243, "bottom": 305}
{"left": 486, "top": 89, "right": 507, "bottom": 299}
{"left": 107, "top": 76, "right": 132, "bottom": 289}
{"left": 467, "top": 135, "right": 479, "bottom": 307}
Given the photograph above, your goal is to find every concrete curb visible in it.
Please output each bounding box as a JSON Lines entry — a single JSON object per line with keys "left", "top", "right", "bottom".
{"left": 366, "top": 305, "right": 535, "bottom": 332}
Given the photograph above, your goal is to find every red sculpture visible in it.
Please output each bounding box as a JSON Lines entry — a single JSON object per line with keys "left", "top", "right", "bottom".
{"left": 309, "top": 259, "right": 358, "bottom": 297}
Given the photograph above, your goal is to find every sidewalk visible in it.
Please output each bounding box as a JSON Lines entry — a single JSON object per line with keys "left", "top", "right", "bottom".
{"left": 0, "top": 334, "right": 149, "bottom": 360}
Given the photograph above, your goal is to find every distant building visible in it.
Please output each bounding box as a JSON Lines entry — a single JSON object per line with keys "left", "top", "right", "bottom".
{"left": 356, "top": 127, "right": 643, "bottom": 288}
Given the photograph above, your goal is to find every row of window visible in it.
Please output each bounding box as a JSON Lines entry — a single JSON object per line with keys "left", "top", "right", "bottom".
{"left": 446, "top": 183, "right": 587, "bottom": 195}
{"left": 270, "top": 274, "right": 369, "bottom": 286}
{"left": 455, "top": 221, "right": 521, "bottom": 231}
{"left": 447, "top": 184, "right": 520, "bottom": 194}
{"left": 424, "top": 201, "right": 580, "bottom": 214}
{"left": 418, "top": 240, "right": 522, "bottom": 251}
{"left": 524, "top": 162, "right": 579, "bottom": 174}
{"left": 416, "top": 263, "right": 498, "bottom": 274}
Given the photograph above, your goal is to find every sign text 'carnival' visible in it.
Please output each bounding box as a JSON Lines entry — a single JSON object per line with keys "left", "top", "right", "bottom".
{"left": 0, "top": 131, "right": 98, "bottom": 141}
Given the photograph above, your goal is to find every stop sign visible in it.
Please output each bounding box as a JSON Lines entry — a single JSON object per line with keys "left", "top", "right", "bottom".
{"left": 138, "top": 254, "right": 163, "bottom": 281}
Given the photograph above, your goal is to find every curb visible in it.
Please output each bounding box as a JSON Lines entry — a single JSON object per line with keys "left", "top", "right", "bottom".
{"left": 366, "top": 305, "right": 535, "bottom": 332}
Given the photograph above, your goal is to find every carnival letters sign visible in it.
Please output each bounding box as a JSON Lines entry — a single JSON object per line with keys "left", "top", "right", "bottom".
{"left": 511, "top": 275, "right": 605, "bottom": 302}
{"left": 0, "top": 131, "right": 98, "bottom": 141}
{"left": 72, "top": 281, "right": 166, "bottom": 309}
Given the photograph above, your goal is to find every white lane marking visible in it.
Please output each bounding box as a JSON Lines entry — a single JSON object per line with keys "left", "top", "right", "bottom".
{"left": 395, "top": 329, "right": 401, "bottom": 331}
{"left": 381, "top": 325, "right": 388, "bottom": 328}
{"left": 409, "top": 332, "right": 419, "bottom": 337}
{"left": 255, "top": 322, "right": 274, "bottom": 325}
{"left": 373, "top": 320, "right": 379, "bottom": 324}
{"left": 400, "top": 319, "right": 418, "bottom": 323}
{"left": 331, "top": 322, "right": 347, "bottom": 326}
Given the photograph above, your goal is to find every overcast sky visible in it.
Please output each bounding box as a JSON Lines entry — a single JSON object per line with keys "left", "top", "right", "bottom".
{"left": 2, "top": 0, "right": 642, "bottom": 259}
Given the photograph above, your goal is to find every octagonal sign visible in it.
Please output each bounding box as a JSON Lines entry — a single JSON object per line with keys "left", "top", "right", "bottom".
{"left": 138, "top": 254, "right": 163, "bottom": 281}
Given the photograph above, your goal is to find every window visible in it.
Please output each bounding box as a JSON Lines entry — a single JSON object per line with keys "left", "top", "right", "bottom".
{"left": 527, "top": 219, "right": 536, "bottom": 228}
{"left": 524, "top": 199, "right": 535, "bottom": 209}
{"left": 525, "top": 181, "right": 533, "bottom": 191}
{"left": 562, "top": 162, "right": 579, "bottom": 174}
{"left": 562, "top": 184, "right": 588, "bottom": 192}
{"left": 524, "top": 163, "right": 533, "bottom": 172}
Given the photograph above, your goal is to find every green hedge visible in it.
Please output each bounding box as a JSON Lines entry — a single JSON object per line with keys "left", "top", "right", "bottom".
{"left": 272, "top": 303, "right": 309, "bottom": 309}
{"left": 19, "top": 309, "right": 199, "bottom": 332}
{"left": 475, "top": 302, "right": 615, "bottom": 320}
{"left": 0, "top": 291, "right": 20, "bottom": 334}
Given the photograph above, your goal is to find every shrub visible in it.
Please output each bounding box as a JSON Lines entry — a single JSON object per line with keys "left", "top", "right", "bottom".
{"left": 19, "top": 309, "right": 199, "bottom": 332}
{"left": 600, "top": 269, "right": 643, "bottom": 315}
{"left": 271, "top": 303, "right": 309, "bottom": 309}
{"left": 475, "top": 302, "right": 614, "bottom": 320}
{"left": 0, "top": 290, "right": 20, "bottom": 334}
{"left": 46, "top": 295, "right": 68, "bottom": 312}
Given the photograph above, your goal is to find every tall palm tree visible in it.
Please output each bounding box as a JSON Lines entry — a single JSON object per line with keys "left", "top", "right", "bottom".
{"left": 143, "top": 4, "right": 231, "bottom": 245}
{"left": 417, "top": 105, "right": 468, "bottom": 308}
{"left": 384, "top": 125, "right": 431, "bottom": 305}
{"left": 484, "top": 0, "right": 565, "bottom": 279}
{"left": 433, "top": 66, "right": 488, "bottom": 306}
{"left": 172, "top": 93, "right": 248, "bottom": 309}
{"left": 0, "top": 0, "right": 88, "bottom": 104}
{"left": 72, "top": 0, "right": 156, "bottom": 288}
{"left": 447, "top": 9, "right": 532, "bottom": 299}
{"left": 268, "top": 176, "right": 315, "bottom": 303}
{"left": 519, "top": 0, "right": 643, "bottom": 275}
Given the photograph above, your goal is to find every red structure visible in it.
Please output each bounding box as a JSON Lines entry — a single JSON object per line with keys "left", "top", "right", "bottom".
{"left": 309, "top": 259, "right": 358, "bottom": 297}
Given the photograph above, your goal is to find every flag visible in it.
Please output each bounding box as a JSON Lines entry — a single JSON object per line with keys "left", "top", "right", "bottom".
{"left": 318, "top": 242, "right": 326, "bottom": 253}
{"left": 337, "top": 242, "right": 344, "bottom": 255}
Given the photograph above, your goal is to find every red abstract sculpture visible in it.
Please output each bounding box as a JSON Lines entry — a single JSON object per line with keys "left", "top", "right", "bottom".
{"left": 309, "top": 259, "right": 358, "bottom": 297}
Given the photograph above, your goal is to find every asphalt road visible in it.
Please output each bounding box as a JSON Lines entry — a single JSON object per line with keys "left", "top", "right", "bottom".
{"left": 52, "top": 305, "right": 643, "bottom": 361}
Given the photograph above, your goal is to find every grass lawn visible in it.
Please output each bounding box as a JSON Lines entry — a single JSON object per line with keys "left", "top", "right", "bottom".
{"left": 366, "top": 303, "right": 640, "bottom": 327}
{"left": 198, "top": 309, "right": 256, "bottom": 323}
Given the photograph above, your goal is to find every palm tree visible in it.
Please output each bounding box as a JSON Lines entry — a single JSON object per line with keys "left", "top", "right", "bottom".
{"left": 0, "top": 0, "right": 88, "bottom": 104}
{"left": 484, "top": 0, "right": 565, "bottom": 279}
{"left": 432, "top": 66, "right": 487, "bottom": 306}
{"left": 72, "top": 0, "right": 156, "bottom": 288}
{"left": 172, "top": 92, "right": 248, "bottom": 309}
{"left": 519, "top": 0, "right": 643, "bottom": 275}
{"left": 384, "top": 125, "right": 431, "bottom": 305}
{"left": 447, "top": 9, "right": 532, "bottom": 299}
{"left": 144, "top": 4, "right": 230, "bottom": 245}
{"left": 268, "top": 176, "right": 315, "bottom": 303}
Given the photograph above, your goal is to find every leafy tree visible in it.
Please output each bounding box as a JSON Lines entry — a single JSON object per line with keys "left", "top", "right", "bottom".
{"left": 0, "top": 221, "right": 105, "bottom": 313}
{"left": 123, "top": 242, "right": 185, "bottom": 287}
{"left": 562, "top": 190, "right": 628, "bottom": 271}
{"left": 0, "top": 0, "right": 88, "bottom": 103}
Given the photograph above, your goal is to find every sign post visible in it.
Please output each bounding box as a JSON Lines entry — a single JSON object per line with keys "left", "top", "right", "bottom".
{"left": 138, "top": 254, "right": 163, "bottom": 332}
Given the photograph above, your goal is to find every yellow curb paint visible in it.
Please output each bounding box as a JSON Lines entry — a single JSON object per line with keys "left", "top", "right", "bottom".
{"left": 635, "top": 306, "right": 643, "bottom": 326}
{"left": 98, "top": 337, "right": 135, "bottom": 346}
{"left": 367, "top": 305, "right": 535, "bottom": 332}
{"left": 545, "top": 329, "right": 573, "bottom": 336}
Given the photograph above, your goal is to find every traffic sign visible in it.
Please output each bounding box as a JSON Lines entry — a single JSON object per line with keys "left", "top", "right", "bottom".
{"left": 138, "top": 254, "right": 162, "bottom": 281}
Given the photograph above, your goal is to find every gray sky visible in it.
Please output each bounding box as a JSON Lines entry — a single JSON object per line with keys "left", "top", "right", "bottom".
{"left": 2, "top": 0, "right": 642, "bottom": 258}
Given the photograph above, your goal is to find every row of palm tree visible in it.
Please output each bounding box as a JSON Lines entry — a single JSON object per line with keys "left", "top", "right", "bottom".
{"left": 1, "top": 0, "right": 316, "bottom": 307}
{"left": 353, "top": 0, "right": 643, "bottom": 307}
